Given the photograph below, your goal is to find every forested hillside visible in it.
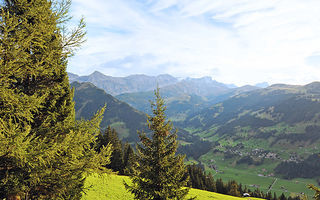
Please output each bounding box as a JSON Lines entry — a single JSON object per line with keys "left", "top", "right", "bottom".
{"left": 181, "top": 82, "right": 320, "bottom": 197}
{"left": 72, "top": 82, "right": 147, "bottom": 141}
{"left": 116, "top": 78, "right": 259, "bottom": 120}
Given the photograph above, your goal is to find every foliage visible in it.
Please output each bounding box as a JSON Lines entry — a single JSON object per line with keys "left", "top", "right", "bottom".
{"left": 125, "top": 88, "right": 190, "bottom": 199}
{"left": 97, "top": 126, "right": 124, "bottom": 173}
{"left": 0, "top": 0, "right": 111, "bottom": 199}
{"left": 309, "top": 184, "right": 320, "bottom": 200}
{"left": 275, "top": 154, "right": 320, "bottom": 179}
{"left": 72, "top": 81, "right": 147, "bottom": 142}
{"left": 187, "top": 164, "right": 216, "bottom": 192}
{"left": 185, "top": 164, "right": 301, "bottom": 200}
{"left": 82, "top": 174, "right": 266, "bottom": 200}
{"left": 96, "top": 126, "right": 137, "bottom": 175}
{"left": 178, "top": 139, "right": 212, "bottom": 160}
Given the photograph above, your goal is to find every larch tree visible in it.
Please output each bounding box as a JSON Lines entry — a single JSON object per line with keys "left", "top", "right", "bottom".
{"left": 0, "top": 0, "right": 112, "bottom": 199}
{"left": 125, "top": 88, "right": 191, "bottom": 200}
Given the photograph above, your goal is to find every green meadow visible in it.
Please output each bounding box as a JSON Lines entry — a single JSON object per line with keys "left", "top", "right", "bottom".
{"left": 199, "top": 151, "right": 316, "bottom": 198}
{"left": 82, "top": 174, "right": 265, "bottom": 200}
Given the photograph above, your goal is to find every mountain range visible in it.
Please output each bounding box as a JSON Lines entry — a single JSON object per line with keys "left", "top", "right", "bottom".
{"left": 69, "top": 71, "right": 320, "bottom": 196}
{"left": 71, "top": 82, "right": 147, "bottom": 142}
{"left": 182, "top": 82, "right": 320, "bottom": 181}
{"left": 69, "top": 71, "right": 178, "bottom": 96}
{"left": 69, "top": 71, "right": 260, "bottom": 121}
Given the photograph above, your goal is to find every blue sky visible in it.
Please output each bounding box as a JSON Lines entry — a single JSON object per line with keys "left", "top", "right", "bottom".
{"left": 68, "top": 0, "right": 320, "bottom": 86}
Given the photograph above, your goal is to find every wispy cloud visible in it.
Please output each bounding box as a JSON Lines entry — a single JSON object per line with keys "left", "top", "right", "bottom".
{"left": 68, "top": 0, "right": 320, "bottom": 85}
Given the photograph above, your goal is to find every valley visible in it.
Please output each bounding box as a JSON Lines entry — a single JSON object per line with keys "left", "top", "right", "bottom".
{"left": 3, "top": 1, "right": 319, "bottom": 199}
{"left": 71, "top": 71, "right": 320, "bottom": 199}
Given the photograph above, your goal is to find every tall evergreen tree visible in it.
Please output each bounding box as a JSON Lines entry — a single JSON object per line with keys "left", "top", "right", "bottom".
{"left": 97, "top": 126, "right": 124, "bottom": 173}
{"left": 0, "top": 0, "right": 111, "bottom": 199}
{"left": 125, "top": 88, "right": 191, "bottom": 200}
{"left": 227, "top": 180, "right": 241, "bottom": 197}
{"left": 216, "top": 178, "right": 226, "bottom": 194}
{"left": 309, "top": 184, "right": 320, "bottom": 200}
{"left": 123, "top": 142, "right": 137, "bottom": 175}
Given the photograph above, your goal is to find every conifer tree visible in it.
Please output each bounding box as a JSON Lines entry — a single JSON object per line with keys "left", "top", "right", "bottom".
{"left": 309, "top": 184, "right": 320, "bottom": 200}
{"left": 97, "top": 126, "right": 124, "bottom": 173}
{"left": 227, "top": 180, "right": 241, "bottom": 197}
{"left": 0, "top": 0, "right": 111, "bottom": 199}
{"left": 279, "top": 193, "right": 287, "bottom": 200}
{"left": 123, "top": 142, "right": 137, "bottom": 175}
{"left": 216, "top": 178, "right": 226, "bottom": 194}
{"left": 125, "top": 88, "right": 191, "bottom": 200}
{"left": 273, "top": 192, "right": 277, "bottom": 200}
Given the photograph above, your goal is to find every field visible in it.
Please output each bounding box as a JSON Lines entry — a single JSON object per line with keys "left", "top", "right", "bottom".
{"left": 82, "top": 174, "right": 264, "bottom": 200}
{"left": 199, "top": 151, "right": 316, "bottom": 199}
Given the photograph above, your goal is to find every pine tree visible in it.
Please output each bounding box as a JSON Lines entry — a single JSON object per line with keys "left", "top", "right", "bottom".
{"left": 216, "top": 178, "right": 226, "bottom": 194}
{"left": 227, "top": 180, "right": 241, "bottom": 197}
{"left": 123, "top": 142, "right": 137, "bottom": 175}
{"left": 273, "top": 192, "right": 277, "bottom": 200}
{"left": 125, "top": 88, "right": 191, "bottom": 200}
{"left": 0, "top": 0, "right": 111, "bottom": 199}
{"left": 266, "top": 192, "right": 272, "bottom": 200}
{"left": 279, "top": 193, "right": 287, "bottom": 200}
{"left": 97, "top": 126, "right": 124, "bottom": 173}
{"left": 309, "top": 184, "right": 320, "bottom": 200}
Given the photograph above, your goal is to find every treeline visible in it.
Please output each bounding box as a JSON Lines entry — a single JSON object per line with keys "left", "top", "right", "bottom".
{"left": 99, "top": 128, "right": 301, "bottom": 200}
{"left": 187, "top": 164, "right": 301, "bottom": 200}
{"left": 96, "top": 126, "right": 136, "bottom": 175}
{"left": 177, "top": 139, "right": 212, "bottom": 160}
{"left": 275, "top": 153, "right": 320, "bottom": 179}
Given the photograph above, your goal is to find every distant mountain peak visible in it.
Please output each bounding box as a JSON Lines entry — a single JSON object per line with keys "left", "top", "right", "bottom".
{"left": 69, "top": 71, "right": 178, "bottom": 95}
{"left": 304, "top": 81, "right": 320, "bottom": 93}
{"left": 304, "top": 81, "right": 320, "bottom": 88}
{"left": 185, "top": 76, "right": 212, "bottom": 81}
{"left": 90, "top": 71, "right": 108, "bottom": 78}
{"left": 127, "top": 74, "right": 149, "bottom": 78}
{"left": 255, "top": 82, "right": 269, "bottom": 88}
{"left": 68, "top": 72, "right": 80, "bottom": 82}
{"left": 156, "top": 74, "right": 176, "bottom": 78}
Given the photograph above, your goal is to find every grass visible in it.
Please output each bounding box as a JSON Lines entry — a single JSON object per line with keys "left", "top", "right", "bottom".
{"left": 199, "top": 151, "right": 316, "bottom": 198}
{"left": 109, "top": 122, "right": 130, "bottom": 139}
{"left": 82, "top": 174, "right": 264, "bottom": 200}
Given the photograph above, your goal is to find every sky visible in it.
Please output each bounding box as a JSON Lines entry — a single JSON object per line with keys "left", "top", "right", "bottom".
{"left": 68, "top": 0, "right": 320, "bottom": 86}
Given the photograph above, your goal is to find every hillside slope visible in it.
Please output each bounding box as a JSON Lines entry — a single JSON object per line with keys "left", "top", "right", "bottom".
{"left": 82, "top": 174, "right": 264, "bottom": 200}
{"left": 183, "top": 82, "right": 320, "bottom": 182}
{"left": 71, "top": 81, "right": 213, "bottom": 156}
{"left": 72, "top": 82, "right": 147, "bottom": 141}
{"left": 116, "top": 83, "right": 258, "bottom": 121}
{"left": 185, "top": 82, "right": 320, "bottom": 142}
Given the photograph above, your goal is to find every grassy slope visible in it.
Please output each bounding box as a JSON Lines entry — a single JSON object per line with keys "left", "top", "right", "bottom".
{"left": 82, "top": 174, "right": 264, "bottom": 200}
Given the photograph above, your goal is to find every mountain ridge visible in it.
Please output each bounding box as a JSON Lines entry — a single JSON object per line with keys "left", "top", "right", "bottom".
{"left": 69, "top": 71, "right": 179, "bottom": 95}
{"left": 71, "top": 81, "right": 148, "bottom": 142}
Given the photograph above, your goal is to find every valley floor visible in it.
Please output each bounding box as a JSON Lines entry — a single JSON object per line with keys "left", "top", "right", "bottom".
{"left": 198, "top": 151, "right": 316, "bottom": 198}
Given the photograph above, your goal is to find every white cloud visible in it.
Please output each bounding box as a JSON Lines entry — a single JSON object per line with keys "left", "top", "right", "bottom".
{"left": 68, "top": 0, "right": 320, "bottom": 86}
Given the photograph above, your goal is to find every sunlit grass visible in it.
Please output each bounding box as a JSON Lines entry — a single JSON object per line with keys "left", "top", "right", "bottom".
{"left": 82, "top": 174, "right": 265, "bottom": 200}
